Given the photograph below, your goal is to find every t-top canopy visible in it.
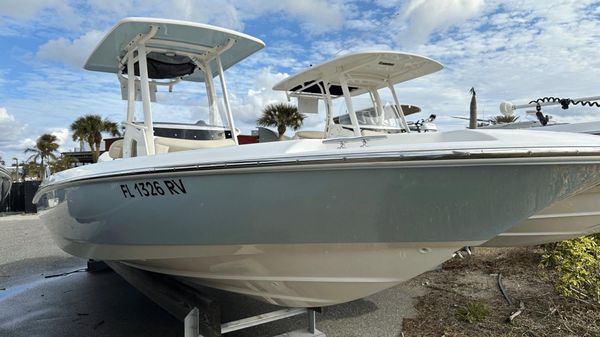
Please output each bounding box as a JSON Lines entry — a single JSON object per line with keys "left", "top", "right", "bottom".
{"left": 84, "top": 17, "right": 265, "bottom": 82}
{"left": 273, "top": 51, "right": 443, "bottom": 96}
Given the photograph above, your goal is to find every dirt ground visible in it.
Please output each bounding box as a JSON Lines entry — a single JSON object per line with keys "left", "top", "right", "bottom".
{"left": 402, "top": 247, "right": 600, "bottom": 337}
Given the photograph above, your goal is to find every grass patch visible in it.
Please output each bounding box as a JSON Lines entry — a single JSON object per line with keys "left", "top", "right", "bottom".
{"left": 456, "top": 301, "right": 490, "bottom": 323}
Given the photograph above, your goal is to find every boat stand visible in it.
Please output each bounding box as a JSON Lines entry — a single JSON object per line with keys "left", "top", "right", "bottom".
{"left": 185, "top": 306, "right": 324, "bottom": 337}
{"left": 105, "top": 262, "right": 325, "bottom": 337}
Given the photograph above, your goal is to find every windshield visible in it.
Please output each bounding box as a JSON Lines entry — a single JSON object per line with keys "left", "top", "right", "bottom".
{"left": 148, "top": 86, "right": 229, "bottom": 128}
{"left": 333, "top": 102, "right": 403, "bottom": 131}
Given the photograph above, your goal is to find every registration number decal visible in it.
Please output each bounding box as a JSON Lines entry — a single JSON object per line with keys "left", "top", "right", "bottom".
{"left": 119, "top": 179, "right": 187, "bottom": 198}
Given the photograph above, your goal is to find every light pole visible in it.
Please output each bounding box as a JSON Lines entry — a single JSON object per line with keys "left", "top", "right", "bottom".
{"left": 12, "top": 158, "right": 19, "bottom": 182}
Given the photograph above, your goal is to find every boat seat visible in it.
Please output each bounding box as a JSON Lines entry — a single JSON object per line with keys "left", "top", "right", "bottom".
{"left": 154, "top": 136, "right": 235, "bottom": 153}
{"left": 294, "top": 131, "right": 325, "bottom": 139}
{"left": 361, "top": 129, "right": 386, "bottom": 136}
{"left": 108, "top": 139, "right": 124, "bottom": 159}
{"left": 326, "top": 124, "right": 355, "bottom": 138}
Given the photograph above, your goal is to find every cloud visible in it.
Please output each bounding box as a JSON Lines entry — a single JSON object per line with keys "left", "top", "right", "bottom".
{"left": 0, "top": 107, "right": 29, "bottom": 153}
{"left": 50, "top": 128, "right": 71, "bottom": 150}
{"left": 232, "top": 67, "right": 290, "bottom": 126}
{"left": 108, "top": 0, "right": 348, "bottom": 35}
{"left": 396, "top": 0, "right": 484, "bottom": 46}
{"left": 281, "top": 0, "right": 346, "bottom": 34}
{"left": 0, "top": 0, "right": 65, "bottom": 19}
{"left": 36, "top": 30, "right": 106, "bottom": 68}
{"left": 0, "top": 0, "right": 82, "bottom": 33}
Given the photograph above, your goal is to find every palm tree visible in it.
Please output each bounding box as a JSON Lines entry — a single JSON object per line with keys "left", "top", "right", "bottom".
{"left": 493, "top": 115, "right": 519, "bottom": 124}
{"left": 257, "top": 103, "right": 306, "bottom": 140}
{"left": 22, "top": 161, "right": 42, "bottom": 180}
{"left": 25, "top": 133, "right": 59, "bottom": 178}
{"left": 70, "top": 114, "right": 121, "bottom": 162}
{"left": 469, "top": 87, "right": 477, "bottom": 129}
{"left": 50, "top": 155, "right": 78, "bottom": 173}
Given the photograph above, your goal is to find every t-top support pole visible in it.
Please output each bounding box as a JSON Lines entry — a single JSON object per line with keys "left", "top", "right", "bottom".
{"left": 126, "top": 50, "right": 136, "bottom": 123}
{"left": 339, "top": 75, "right": 362, "bottom": 137}
{"left": 137, "top": 42, "right": 156, "bottom": 155}
{"left": 200, "top": 61, "right": 219, "bottom": 127}
{"left": 387, "top": 82, "right": 410, "bottom": 133}
{"left": 216, "top": 55, "right": 238, "bottom": 145}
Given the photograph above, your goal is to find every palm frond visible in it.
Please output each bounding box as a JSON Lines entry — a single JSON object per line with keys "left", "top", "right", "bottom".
{"left": 493, "top": 115, "right": 519, "bottom": 124}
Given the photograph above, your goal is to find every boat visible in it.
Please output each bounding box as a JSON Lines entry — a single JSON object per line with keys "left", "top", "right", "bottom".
{"left": 482, "top": 97, "right": 600, "bottom": 246}
{"left": 33, "top": 20, "right": 600, "bottom": 308}
{"left": 485, "top": 184, "right": 600, "bottom": 246}
{"left": 0, "top": 165, "right": 10, "bottom": 206}
{"left": 332, "top": 93, "right": 600, "bottom": 247}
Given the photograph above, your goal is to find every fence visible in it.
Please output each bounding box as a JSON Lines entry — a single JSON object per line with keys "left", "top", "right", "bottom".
{"left": 1, "top": 181, "right": 40, "bottom": 213}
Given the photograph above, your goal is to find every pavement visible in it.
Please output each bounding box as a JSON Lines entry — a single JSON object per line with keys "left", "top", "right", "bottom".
{"left": 0, "top": 214, "right": 422, "bottom": 337}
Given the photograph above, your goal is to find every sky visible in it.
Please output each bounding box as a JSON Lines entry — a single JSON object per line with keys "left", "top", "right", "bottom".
{"left": 1, "top": 0, "right": 600, "bottom": 162}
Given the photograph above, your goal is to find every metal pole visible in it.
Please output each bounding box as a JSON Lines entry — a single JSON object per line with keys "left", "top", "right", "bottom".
{"left": 387, "top": 83, "right": 410, "bottom": 133}
{"left": 202, "top": 62, "right": 219, "bottom": 127}
{"left": 137, "top": 43, "right": 155, "bottom": 156}
{"left": 339, "top": 75, "right": 362, "bottom": 136}
{"left": 126, "top": 50, "right": 136, "bottom": 123}
{"left": 123, "top": 50, "right": 136, "bottom": 158}
{"left": 307, "top": 309, "right": 316, "bottom": 333}
{"left": 323, "top": 84, "right": 334, "bottom": 136}
{"left": 215, "top": 55, "right": 239, "bottom": 145}
{"left": 184, "top": 307, "right": 200, "bottom": 337}
{"left": 371, "top": 89, "right": 385, "bottom": 126}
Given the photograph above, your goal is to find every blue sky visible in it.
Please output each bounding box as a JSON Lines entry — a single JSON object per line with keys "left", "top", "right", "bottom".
{"left": 1, "top": 0, "right": 600, "bottom": 162}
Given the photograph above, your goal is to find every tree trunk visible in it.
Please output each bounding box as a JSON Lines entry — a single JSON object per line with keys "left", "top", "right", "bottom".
{"left": 94, "top": 144, "right": 100, "bottom": 163}
{"left": 40, "top": 156, "right": 45, "bottom": 180}
{"left": 89, "top": 142, "right": 98, "bottom": 163}
{"left": 278, "top": 125, "right": 286, "bottom": 141}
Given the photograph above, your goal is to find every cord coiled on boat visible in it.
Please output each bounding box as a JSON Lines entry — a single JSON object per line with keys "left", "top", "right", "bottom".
{"left": 529, "top": 96, "right": 600, "bottom": 110}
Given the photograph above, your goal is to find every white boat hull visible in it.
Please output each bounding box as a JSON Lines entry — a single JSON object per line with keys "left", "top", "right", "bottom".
{"left": 484, "top": 185, "right": 600, "bottom": 246}
{"left": 0, "top": 166, "right": 11, "bottom": 205}
{"left": 54, "top": 239, "right": 481, "bottom": 307}
{"left": 34, "top": 130, "right": 600, "bottom": 307}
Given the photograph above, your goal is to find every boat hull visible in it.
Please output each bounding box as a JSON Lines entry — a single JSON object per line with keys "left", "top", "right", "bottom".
{"left": 0, "top": 166, "right": 11, "bottom": 205}
{"left": 35, "top": 157, "right": 600, "bottom": 306}
{"left": 484, "top": 185, "right": 600, "bottom": 247}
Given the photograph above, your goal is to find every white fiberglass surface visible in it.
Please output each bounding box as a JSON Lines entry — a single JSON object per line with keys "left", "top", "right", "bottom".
{"left": 273, "top": 51, "right": 443, "bottom": 93}
{"left": 85, "top": 17, "right": 265, "bottom": 81}
{"left": 39, "top": 129, "right": 600, "bottom": 188}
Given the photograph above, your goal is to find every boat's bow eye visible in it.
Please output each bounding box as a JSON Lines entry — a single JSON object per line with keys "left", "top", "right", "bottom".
{"left": 123, "top": 52, "right": 197, "bottom": 79}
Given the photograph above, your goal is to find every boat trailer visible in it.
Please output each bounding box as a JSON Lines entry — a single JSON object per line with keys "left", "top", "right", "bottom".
{"left": 104, "top": 261, "right": 326, "bottom": 337}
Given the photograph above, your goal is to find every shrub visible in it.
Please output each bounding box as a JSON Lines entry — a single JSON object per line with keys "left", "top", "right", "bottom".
{"left": 456, "top": 302, "right": 490, "bottom": 323}
{"left": 540, "top": 235, "right": 600, "bottom": 303}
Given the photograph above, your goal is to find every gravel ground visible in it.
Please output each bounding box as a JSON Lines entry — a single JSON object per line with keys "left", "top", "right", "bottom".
{"left": 0, "top": 214, "right": 422, "bottom": 337}
{"left": 402, "top": 247, "right": 600, "bottom": 337}
{"left": 0, "top": 214, "right": 80, "bottom": 288}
